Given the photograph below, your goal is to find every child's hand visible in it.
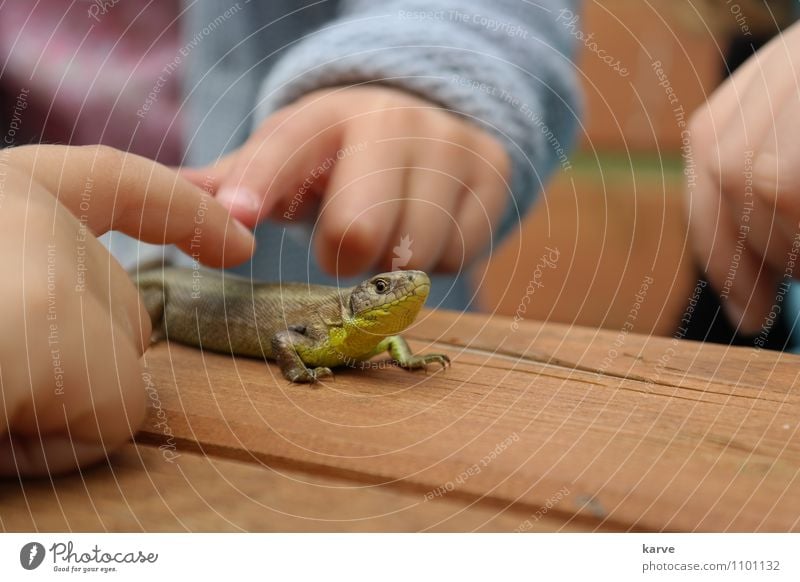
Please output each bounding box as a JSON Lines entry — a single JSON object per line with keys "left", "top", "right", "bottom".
{"left": 0, "top": 145, "right": 254, "bottom": 476}
{"left": 183, "top": 87, "right": 511, "bottom": 275}
{"left": 687, "top": 21, "right": 800, "bottom": 334}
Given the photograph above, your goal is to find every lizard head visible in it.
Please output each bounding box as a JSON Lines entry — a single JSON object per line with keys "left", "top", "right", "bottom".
{"left": 347, "top": 270, "right": 431, "bottom": 335}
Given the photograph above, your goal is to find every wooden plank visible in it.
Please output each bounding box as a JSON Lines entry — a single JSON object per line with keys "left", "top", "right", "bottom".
{"left": 134, "top": 324, "right": 800, "bottom": 532}
{"left": 409, "top": 310, "right": 800, "bottom": 406}
{"left": 0, "top": 444, "right": 562, "bottom": 532}
{"left": 476, "top": 157, "right": 694, "bottom": 338}
{"left": 575, "top": 0, "right": 722, "bottom": 152}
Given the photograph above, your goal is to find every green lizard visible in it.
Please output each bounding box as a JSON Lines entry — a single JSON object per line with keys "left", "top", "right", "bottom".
{"left": 136, "top": 267, "right": 450, "bottom": 383}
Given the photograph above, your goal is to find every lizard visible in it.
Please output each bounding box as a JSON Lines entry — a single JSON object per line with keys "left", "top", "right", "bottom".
{"left": 136, "top": 267, "right": 450, "bottom": 383}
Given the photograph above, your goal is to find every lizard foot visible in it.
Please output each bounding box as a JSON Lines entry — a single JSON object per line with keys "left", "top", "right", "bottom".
{"left": 397, "top": 353, "right": 450, "bottom": 372}
{"left": 286, "top": 366, "right": 334, "bottom": 384}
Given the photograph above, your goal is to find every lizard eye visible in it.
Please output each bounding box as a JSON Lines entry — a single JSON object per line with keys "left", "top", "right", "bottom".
{"left": 373, "top": 279, "right": 389, "bottom": 294}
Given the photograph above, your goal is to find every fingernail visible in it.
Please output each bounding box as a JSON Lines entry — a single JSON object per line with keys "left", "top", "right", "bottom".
{"left": 217, "top": 187, "right": 261, "bottom": 215}
{"left": 232, "top": 218, "right": 256, "bottom": 247}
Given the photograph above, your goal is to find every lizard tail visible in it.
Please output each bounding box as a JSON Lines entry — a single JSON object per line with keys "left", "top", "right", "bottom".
{"left": 134, "top": 272, "right": 166, "bottom": 338}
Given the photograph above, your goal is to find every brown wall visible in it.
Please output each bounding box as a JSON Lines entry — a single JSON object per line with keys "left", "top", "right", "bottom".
{"left": 577, "top": 0, "right": 723, "bottom": 151}
{"left": 477, "top": 1, "right": 728, "bottom": 335}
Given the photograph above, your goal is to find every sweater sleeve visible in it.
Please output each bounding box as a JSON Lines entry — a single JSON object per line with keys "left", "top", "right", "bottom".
{"left": 253, "top": 0, "right": 582, "bottom": 245}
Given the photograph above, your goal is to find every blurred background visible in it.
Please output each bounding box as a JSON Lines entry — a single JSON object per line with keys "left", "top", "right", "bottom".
{"left": 2, "top": 0, "right": 793, "bottom": 344}
{"left": 474, "top": 0, "right": 795, "bottom": 341}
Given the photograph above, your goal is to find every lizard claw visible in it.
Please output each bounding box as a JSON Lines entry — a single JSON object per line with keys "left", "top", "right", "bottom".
{"left": 398, "top": 353, "right": 450, "bottom": 372}
{"left": 313, "top": 366, "right": 334, "bottom": 381}
{"left": 286, "top": 366, "right": 334, "bottom": 384}
{"left": 421, "top": 354, "right": 450, "bottom": 370}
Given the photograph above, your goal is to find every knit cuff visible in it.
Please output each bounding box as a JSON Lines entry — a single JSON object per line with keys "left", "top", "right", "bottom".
{"left": 254, "top": 8, "right": 579, "bottom": 247}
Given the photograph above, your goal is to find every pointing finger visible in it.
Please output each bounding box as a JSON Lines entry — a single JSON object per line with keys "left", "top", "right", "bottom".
{"left": 5, "top": 145, "right": 256, "bottom": 268}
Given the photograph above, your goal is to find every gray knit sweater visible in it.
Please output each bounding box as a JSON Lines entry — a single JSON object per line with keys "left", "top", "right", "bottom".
{"left": 160, "top": 0, "right": 580, "bottom": 309}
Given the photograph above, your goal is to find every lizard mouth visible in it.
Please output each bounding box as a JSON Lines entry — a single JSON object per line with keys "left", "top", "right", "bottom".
{"left": 377, "top": 276, "right": 429, "bottom": 332}
{"left": 412, "top": 283, "right": 431, "bottom": 302}
{"left": 401, "top": 270, "right": 430, "bottom": 296}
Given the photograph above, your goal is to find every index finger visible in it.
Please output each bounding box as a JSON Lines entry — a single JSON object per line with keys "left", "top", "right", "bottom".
{"left": 4, "top": 145, "right": 255, "bottom": 267}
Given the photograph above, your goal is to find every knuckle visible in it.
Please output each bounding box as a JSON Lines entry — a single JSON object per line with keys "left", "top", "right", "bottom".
{"left": 83, "top": 144, "right": 127, "bottom": 175}
{"left": 714, "top": 154, "right": 741, "bottom": 189}
{"left": 82, "top": 145, "right": 144, "bottom": 203}
{"left": 687, "top": 108, "right": 712, "bottom": 137}
{"left": 380, "top": 106, "right": 417, "bottom": 135}
{"left": 436, "top": 120, "right": 465, "bottom": 147}
{"left": 424, "top": 137, "right": 459, "bottom": 169}
{"left": 753, "top": 163, "right": 797, "bottom": 211}
{"left": 687, "top": 110, "right": 717, "bottom": 154}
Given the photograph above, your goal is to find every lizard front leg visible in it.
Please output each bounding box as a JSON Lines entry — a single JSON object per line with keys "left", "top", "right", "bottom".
{"left": 271, "top": 330, "right": 334, "bottom": 384}
{"left": 380, "top": 336, "right": 450, "bottom": 371}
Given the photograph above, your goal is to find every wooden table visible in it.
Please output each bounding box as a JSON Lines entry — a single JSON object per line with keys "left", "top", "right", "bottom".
{"left": 2, "top": 309, "right": 799, "bottom": 532}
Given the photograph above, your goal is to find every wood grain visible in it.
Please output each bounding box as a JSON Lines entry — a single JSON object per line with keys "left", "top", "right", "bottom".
{"left": 0, "top": 444, "right": 562, "bottom": 532}
{"left": 127, "top": 312, "right": 800, "bottom": 532}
